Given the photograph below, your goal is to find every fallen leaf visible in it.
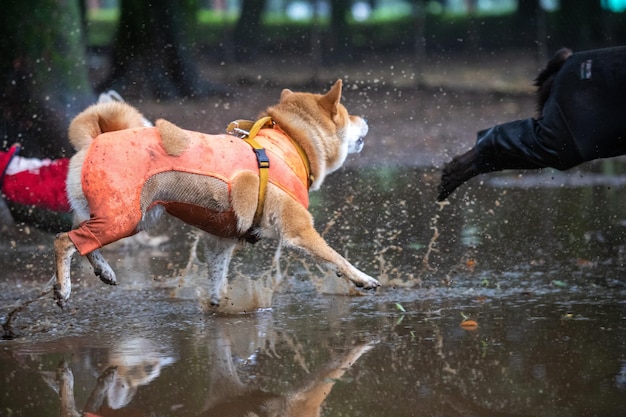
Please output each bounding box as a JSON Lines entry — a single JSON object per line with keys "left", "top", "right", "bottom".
{"left": 460, "top": 319, "right": 478, "bottom": 330}
{"left": 465, "top": 259, "right": 476, "bottom": 271}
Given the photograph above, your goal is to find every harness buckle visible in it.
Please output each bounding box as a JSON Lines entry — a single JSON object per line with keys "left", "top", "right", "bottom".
{"left": 254, "top": 148, "right": 270, "bottom": 169}
{"left": 226, "top": 121, "right": 250, "bottom": 138}
{"left": 232, "top": 127, "right": 250, "bottom": 137}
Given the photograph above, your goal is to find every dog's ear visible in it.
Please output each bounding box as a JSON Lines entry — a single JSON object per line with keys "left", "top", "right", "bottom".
{"left": 319, "top": 80, "right": 342, "bottom": 116}
{"left": 280, "top": 88, "right": 294, "bottom": 101}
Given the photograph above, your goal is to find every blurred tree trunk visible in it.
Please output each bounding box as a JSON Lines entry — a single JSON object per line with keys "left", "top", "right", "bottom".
{"left": 0, "top": 0, "right": 93, "bottom": 158}
{"left": 464, "top": 0, "right": 480, "bottom": 51}
{"left": 515, "top": 0, "right": 539, "bottom": 40}
{"left": 98, "top": 0, "right": 228, "bottom": 99}
{"left": 515, "top": 0, "right": 548, "bottom": 61}
{"left": 329, "top": 0, "right": 351, "bottom": 61}
{"left": 559, "top": 1, "right": 603, "bottom": 48}
{"left": 412, "top": 0, "right": 426, "bottom": 88}
{"left": 232, "top": 0, "right": 265, "bottom": 60}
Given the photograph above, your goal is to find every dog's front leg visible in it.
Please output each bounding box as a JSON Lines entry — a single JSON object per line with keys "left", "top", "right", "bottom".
{"left": 284, "top": 227, "right": 380, "bottom": 290}
{"left": 202, "top": 235, "right": 237, "bottom": 308}
{"left": 86, "top": 250, "right": 117, "bottom": 285}
{"left": 53, "top": 232, "right": 78, "bottom": 308}
{"left": 280, "top": 205, "right": 380, "bottom": 290}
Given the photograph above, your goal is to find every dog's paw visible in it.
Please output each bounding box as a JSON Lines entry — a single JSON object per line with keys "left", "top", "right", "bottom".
{"left": 87, "top": 250, "right": 117, "bottom": 285}
{"left": 53, "top": 283, "right": 70, "bottom": 309}
{"left": 351, "top": 273, "right": 381, "bottom": 290}
{"left": 94, "top": 264, "right": 117, "bottom": 286}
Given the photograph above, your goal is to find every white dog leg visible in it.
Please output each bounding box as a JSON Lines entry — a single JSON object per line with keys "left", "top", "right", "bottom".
{"left": 286, "top": 229, "right": 381, "bottom": 290}
{"left": 202, "top": 235, "right": 237, "bottom": 307}
{"left": 86, "top": 249, "right": 117, "bottom": 285}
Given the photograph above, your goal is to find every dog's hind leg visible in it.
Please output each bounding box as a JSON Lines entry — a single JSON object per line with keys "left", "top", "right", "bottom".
{"left": 201, "top": 235, "right": 237, "bottom": 309}
{"left": 54, "top": 211, "right": 141, "bottom": 306}
{"left": 53, "top": 232, "right": 78, "bottom": 308}
{"left": 86, "top": 250, "right": 117, "bottom": 286}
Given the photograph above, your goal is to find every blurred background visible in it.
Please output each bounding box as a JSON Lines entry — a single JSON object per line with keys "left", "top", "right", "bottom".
{"left": 2, "top": 0, "right": 626, "bottom": 160}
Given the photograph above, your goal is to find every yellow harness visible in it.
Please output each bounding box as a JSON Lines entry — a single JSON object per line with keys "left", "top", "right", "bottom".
{"left": 227, "top": 117, "right": 313, "bottom": 225}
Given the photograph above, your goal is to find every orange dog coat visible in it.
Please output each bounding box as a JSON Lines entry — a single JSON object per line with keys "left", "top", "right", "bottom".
{"left": 68, "top": 126, "right": 310, "bottom": 255}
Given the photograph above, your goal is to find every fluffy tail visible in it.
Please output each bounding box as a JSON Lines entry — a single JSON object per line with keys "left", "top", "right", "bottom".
{"left": 68, "top": 101, "right": 148, "bottom": 151}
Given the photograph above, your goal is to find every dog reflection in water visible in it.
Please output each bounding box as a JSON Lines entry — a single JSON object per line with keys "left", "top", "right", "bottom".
{"left": 200, "top": 328, "right": 376, "bottom": 417}
{"left": 48, "top": 338, "right": 175, "bottom": 416}
{"left": 51, "top": 333, "right": 375, "bottom": 416}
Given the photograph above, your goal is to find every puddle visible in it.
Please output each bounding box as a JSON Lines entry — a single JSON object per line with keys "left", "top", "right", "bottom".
{"left": 1, "top": 167, "right": 625, "bottom": 416}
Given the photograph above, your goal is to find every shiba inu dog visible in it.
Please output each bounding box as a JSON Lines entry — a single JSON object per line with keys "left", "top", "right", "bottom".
{"left": 53, "top": 80, "right": 380, "bottom": 309}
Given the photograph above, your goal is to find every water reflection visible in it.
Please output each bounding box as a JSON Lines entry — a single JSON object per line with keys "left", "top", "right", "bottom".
{"left": 3, "top": 314, "right": 377, "bottom": 417}
{"left": 1, "top": 291, "right": 623, "bottom": 416}
{"left": 49, "top": 338, "right": 175, "bottom": 415}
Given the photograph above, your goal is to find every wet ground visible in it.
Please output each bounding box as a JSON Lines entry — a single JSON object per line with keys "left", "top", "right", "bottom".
{"left": 1, "top": 51, "right": 625, "bottom": 416}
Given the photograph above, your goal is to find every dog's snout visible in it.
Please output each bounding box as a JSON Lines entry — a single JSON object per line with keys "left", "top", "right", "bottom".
{"left": 350, "top": 136, "right": 365, "bottom": 154}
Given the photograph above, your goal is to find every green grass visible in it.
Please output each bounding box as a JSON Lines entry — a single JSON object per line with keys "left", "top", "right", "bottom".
{"left": 86, "top": 8, "right": 118, "bottom": 46}
{"left": 84, "top": 7, "right": 626, "bottom": 52}
{"left": 85, "top": 8, "right": 422, "bottom": 49}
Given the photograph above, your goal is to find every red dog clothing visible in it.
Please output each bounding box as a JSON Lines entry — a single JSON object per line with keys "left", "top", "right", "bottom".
{"left": 0, "top": 144, "right": 71, "bottom": 212}
{"left": 68, "top": 126, "right": 310, "bottom": 255}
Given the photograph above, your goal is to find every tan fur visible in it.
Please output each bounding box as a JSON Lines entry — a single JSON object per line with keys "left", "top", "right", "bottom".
{"left": 263, "top": 79, "right": 358, "bottom": 190}
{"left": 229, "top": 172, "right": 260, "bottom": 233}
{"left": 156, "top": 118, "right": 191, "bottom": 156}
{"left": 68, "top": 101, "right": 147, "bottom": 151}
{"left": 53, "top": 80, "right": 379, "bottom": 309}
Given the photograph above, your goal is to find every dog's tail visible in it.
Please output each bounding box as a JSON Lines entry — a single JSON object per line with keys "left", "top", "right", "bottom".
{"left": 534, "top": 47, "right": 572, "bottom": 115}
{"left": 68, "top": 101, "right": 148, "bottom": 151}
